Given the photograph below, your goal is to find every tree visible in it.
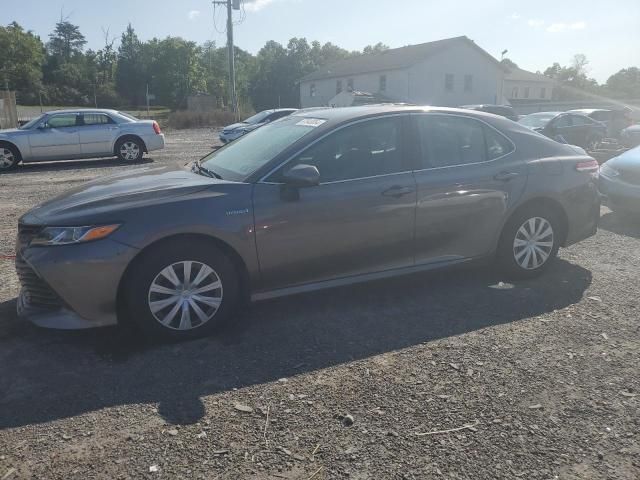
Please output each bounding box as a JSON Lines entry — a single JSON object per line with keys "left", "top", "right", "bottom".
{"left": 605, "top": 67, "right": 640, "bottom": 99}
{"left": 116, "top": 24, "right": 145, "bottom": 105}
{"left": 47, "top": 20, "right": 86, "bottom": 61}
{"left": 362, "top": 42, "right": 389, "bottom": 55}
{"left": 543, "top": 55, "right": 599, "bottom": 100}
{"left": 500, "top": 58, "right": 518, "bottom": 71}
{"left": 0, "top": 22, "right": 45, "bottom": 96}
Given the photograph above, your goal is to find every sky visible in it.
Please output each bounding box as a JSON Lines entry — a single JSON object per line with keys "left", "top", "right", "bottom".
{"left": 3, "top": 0, "right": 639, "bottom": 83}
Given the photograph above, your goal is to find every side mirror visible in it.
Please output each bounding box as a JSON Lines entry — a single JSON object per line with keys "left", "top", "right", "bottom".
{"left": 282, "top": 164, "right": 320, "bottom": 187}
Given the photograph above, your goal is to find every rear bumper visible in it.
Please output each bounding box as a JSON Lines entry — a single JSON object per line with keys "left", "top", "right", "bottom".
{"left": 563, "top": 180, "right": 600, "bottom": 246}
{"left": 16, "top": 239, "right": 139, "bottom": 329}
{"left": 143, "top": 133, "right": 165, "bottom": 152}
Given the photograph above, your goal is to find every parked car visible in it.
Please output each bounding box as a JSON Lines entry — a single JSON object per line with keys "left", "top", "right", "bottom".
{"left": 567, "top": 108, "right": 633, "bottom": 138}
{"left": 620, "top": 124, "right": 640, "bottom": 148}
{"left": 460, "top": 104, "right": 519, "bottom": 122}
{"left": 518, "top": 111, "right": 606, "bottom": 150}
{"left": 0, "top": 109, "right": 165, "bottom": 171}
{"left": 16, "top": 105, "right": 600, "bottom": 340}
{"left": 219, "top": 108, "right": 298, "bottom": 143}
{"left": 599, "top": 145, "right": 640, "bottom": 213}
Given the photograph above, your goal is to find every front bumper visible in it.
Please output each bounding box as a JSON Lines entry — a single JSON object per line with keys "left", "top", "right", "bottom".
{"left": 16, "top": 238, "right": 139, "bottom": 329}
{"left": 599, "top": 174, "right": 640, "bottom": 212}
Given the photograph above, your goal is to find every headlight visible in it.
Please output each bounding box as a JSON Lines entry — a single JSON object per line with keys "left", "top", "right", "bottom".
{"left": 599, "top": 163, "right": 619, "bottom": 178}
{"left": 30, "top": 224, "right": 120, "bottom": 246}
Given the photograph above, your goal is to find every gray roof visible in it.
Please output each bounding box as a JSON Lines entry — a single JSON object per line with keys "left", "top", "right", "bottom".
{"left": 300, "top": 36, "right": 504, "bottom": 83}
{"left": 504, "top": 67, "right": 553, "bottom": 83}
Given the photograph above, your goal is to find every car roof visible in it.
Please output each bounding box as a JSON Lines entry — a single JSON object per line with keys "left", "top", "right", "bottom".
{"left": 524, "top": 111, "right": 562, "bottom": 117}
{"left": 44, "top": 108, "right": 120, "bottom": 115}
{"left": 567, "top": 108, "right": 611, "bottom": 115}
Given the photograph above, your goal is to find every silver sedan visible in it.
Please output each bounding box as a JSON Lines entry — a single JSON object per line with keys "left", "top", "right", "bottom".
{"left": 0, "top": 109, "right": 165, "bottom": 171}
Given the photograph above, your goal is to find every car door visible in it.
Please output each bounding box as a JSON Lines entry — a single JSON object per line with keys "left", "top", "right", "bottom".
{"left": 547, "top": 114, "right": 576, "bottom": 145}
{"left": 28, "top": 113, "right": 81, "bottom": 160}
{"left": 78, "top": 113, "right": 118, "bottom": 156}
{"left": 412, "top": 113, "right": 527, "bottom": 264}
{"left": 252, "top": 115, "right": 417, "bottom": 291}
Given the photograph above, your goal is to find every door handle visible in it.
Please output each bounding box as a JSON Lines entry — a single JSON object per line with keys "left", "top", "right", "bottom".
{"left": 494, "top": 171, "right": 520, "bottom": 182}
{"left": 382, "top": 185, "right": 414, "bottom": 198}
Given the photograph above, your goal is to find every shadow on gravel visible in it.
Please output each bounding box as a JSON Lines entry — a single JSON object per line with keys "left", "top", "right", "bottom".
{"left": 0, "top": 259, "right": 591, "bottom": 428}
{"left": 1, "top": 157, "right": 154, "bottom": 175}
{"left": 599, "top": 211, "right": 640, "bottom": 238}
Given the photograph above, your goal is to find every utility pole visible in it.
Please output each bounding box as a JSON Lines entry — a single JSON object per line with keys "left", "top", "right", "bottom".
{"left": 213, "top": 0, "right": 240, "bottom": 120}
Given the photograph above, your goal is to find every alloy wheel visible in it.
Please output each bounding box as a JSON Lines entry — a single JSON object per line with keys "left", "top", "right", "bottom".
{"left": 0, "top": 148, "right": 15, "bottom": 169}
{"left": 147, "top": 261, "right": 223, "bottom": 330}
{"left": 512, "top": 217, "right": 554, "bottom": 270}
{"left": 120, "top": 141, "right": 140, "bottom": 161}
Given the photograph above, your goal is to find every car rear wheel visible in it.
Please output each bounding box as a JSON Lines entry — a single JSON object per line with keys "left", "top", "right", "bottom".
{"left": 123, "top": 239, "right": 239, "bottom": 340}
{"left": 116, "top": 138, "right": 144, "bottom": 162}
{"left": 497, "top": 207, "right": 561, "bottom": 278}
{"left": 0, "top": 145, "right": 19, "bottom": 171}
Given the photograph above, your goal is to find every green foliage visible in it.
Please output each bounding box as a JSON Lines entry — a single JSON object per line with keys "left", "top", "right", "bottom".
{"left": 543, "top": 54, "right": 600, "bottom": 100}
{"left": 362, "top": 42, "right": 389, "bottom": 55}
{"left": 605, "top": 67, "right": 640, "bottom": 99}
{"left": 0, "top": 22, "right": 44, "bottom": 92}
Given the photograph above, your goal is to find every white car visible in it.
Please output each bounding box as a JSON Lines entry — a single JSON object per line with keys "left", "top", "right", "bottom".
{"left": 0, "top": 109, "right": 165, "bottom": 171}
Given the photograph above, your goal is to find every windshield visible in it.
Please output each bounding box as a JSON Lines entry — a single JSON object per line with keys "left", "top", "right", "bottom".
{"left": 200, "top": 116, "right": 323, "bottom": 181}
{"left": 518, "top": 113, "right": 558, "bottom": 129}
{"left": 19, "top": 114, "right": 46, "bottom": 130}
{"left": 243, "top": 110, "right": 272, "bottom": 125}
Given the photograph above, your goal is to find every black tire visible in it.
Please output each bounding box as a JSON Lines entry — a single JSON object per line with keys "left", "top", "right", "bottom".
{"left": 0, "top": 144, "right": 20, "bottom": 172}
{"left": 116, "top": 137, "right": 144, "bottom": 162}
{"left": 497, "top": 206, "right": 562, "bottom": 279}
{"left": 123, "top": 239, "right": 240, "bottom": 341}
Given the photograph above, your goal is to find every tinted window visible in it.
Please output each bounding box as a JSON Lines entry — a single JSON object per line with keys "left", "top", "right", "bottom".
{"left": 418, "top": 115, "right": 485, "bottom": 167}
{"left": 46, "top": 114, "right": 78, "bottom": 128}
{"left": 417, "top": 115, "right": 513, "bottom": 168}
{"left": 280, "top": 118, "right": 403, "bottom": 183}
{"left": 269, "top": 111, "right": 293, "bottom": 121}
{"left": 553, "top": 115, "right": 572, "bottom": 128}
{"left": 573, "top": 115, "right": 594, "bottom": 125}
{"left": 82, "top": 114, "right": 113, "bottom": 125}
{"left": 590, "top": 111, "right": 611, "bottom": 122}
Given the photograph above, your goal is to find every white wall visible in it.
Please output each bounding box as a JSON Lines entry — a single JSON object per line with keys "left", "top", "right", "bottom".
{"left": 504, "top": 80, "right": 554, "bottom": 101}
{"left": 407, "top": 43, "right": 504, "bottom": 106}
{"left": 300, "top": 69, "right": 409, "bottom": 108}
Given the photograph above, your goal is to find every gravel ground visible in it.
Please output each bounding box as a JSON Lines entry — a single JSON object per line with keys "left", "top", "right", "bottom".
{"left": 0, "top": 128, "right": 639, "bottom": 480}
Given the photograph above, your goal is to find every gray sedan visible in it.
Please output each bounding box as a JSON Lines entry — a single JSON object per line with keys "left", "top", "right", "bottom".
{"left": 0, "top": 109, "right": 165, "bottom": 171}
{"left": 15, "top": 105, "right": 600, "bottom": 341}
{"left": 599, "top": 145, "right": 640, "bottom": 213}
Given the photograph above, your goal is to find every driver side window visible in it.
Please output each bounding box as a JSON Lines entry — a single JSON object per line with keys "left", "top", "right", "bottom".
{"left": 553, "top": 115, "right": 572, "bottom": 128}
{"left": 275, "top": 117, "right": 404, "bottom": 183}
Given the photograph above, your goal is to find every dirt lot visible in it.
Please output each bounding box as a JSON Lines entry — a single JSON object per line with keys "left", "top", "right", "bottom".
{"left": 0, "top": 128, "right": 639, "bottom": 480}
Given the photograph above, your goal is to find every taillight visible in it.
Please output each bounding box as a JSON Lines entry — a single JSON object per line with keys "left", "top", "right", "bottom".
{"left": 152, "top": 121, "right": 161, "bottom": 134}
{"left": 575, "top": 159, "right": 599, "bottom": 173}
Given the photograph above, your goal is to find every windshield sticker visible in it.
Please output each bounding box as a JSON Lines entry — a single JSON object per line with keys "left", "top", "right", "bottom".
{"left": 296, "top": 118, "right": 326, "bottom": 127}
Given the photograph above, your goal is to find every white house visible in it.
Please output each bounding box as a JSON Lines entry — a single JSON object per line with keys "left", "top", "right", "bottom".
{"left": 299, "top": 36, "right": 506, "bottom": 108}
{"left": 503, "top": 67, "right": 555, "bottom": 103}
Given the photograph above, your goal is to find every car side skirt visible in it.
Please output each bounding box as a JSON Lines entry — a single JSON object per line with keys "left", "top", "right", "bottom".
{"left": 250, "top": 256, "right": 474, "bottom": 302}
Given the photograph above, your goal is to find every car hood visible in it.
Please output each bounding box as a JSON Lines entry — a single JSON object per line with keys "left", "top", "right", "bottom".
{"left": 21, "top": 165, "right": 229, "bottom": 225}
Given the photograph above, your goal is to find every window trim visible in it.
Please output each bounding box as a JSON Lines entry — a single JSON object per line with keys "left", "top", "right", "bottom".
{"left": 463, "top": 74, "right": 473, "bottom": 93}
{"left": 445, "top": 73, "right": 454, "bottom": 92}
{"left": 379, "top": 74, "right": 387, "bottom": 92}
{"left": 259, "top": 113, "right": 413, "bottom": 185}
{"left": 410, "top": 112, "right": 517, "bottom": 172}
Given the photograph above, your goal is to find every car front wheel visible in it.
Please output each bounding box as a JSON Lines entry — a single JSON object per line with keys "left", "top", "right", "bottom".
{"left": 124, "top": 239, "right": 239, "bottom": 340}
{"left": 497, "top": 208, "right": 561, "bottom": 278}
{"left": 0, "top": 145, "right": 19, "bottom": 171}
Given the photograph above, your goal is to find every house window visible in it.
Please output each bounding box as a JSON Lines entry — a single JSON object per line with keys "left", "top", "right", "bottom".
{"left": 336, "top": 80, "right": 342, "bottom": 94}
{"left": 540, "top": 87, "right": 546, "bottom": 99}
{"left": 511, "top": 87, "right": 518, "bottom": 99}
{"left": 524, "top": 87, "right": 530, "bottom": 99}
{"left": 464, "top": 74, "right": 472, "bottom": 92}
{"left": 310, "top": 83, "right": 316, "bottom": 97}
{"left": 445, "top": 73, "right": 454, "bottom": 92}
{"left": 379, "top": 74, "right": 387, "bottom": 92}
{"left": 347, "top": 78, "right": 354, "bottom": 91}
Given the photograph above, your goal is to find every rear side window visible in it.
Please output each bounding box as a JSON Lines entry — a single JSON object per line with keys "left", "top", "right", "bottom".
{"left": 590, "top": 111, "right": 611, "bottom": 122}
{"left": 553, "top": 115, "right": 572, "bottom": 128}
{"left": 570, "top": 115, "right": 592, "bottom": 126}
{"left": 82, "top": 114, "right": 114, "bottom": 125}
{"left": 417, "top": 115, "right": 513, "bottom": 168}
{"left": 278, "top": 117, "right": 404, "bottom": 183}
